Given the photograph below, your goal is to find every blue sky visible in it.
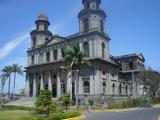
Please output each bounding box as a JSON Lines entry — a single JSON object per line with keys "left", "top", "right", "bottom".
{"left": 0, "top": 0, "right": 160, "bottom": 93}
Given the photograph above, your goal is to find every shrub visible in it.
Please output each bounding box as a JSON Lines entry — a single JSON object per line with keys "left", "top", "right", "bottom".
{"left": 59, "top": 93, "right": 72, "bottom": 111}
{"left": 35, "top": 90, "right": 56, "bottom": 116}
{"left": 19, "top": 116, "right": 44, "bottom": 120}
{"left": 19, "top": 111, "right": 81, "bottom": 120}
{"left": 46, "top": 111, "right": 81, "bottom": 120}
{"left": 151, "top": 96, "right": 160, "bottom": 104}
{"left": 1, "top": 105, "right": 33, "bottom": 111}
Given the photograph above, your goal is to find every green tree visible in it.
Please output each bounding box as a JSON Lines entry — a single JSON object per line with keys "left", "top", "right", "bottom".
{"left": 0, "top": 74, "right": 7, "bottom": 97}
{"left": 59, "top": 93, "right": 72, "bottom": 111}
{"left": 138, "top": 68, "right": 160, "bottom": 97}
{"left": 12, "top": 64, "right": 23, "bottom": 100}
{"left": 0, "top": 74, "right": 7, "bottom": 106}
{"left": 35, "top": 90, "right": 54, "bottom": 116}
{"left": 64, "top": 43, "right": 86, "bottom": 109}
{"left": 1, "top": 66, "right": 13, "bottom": 100}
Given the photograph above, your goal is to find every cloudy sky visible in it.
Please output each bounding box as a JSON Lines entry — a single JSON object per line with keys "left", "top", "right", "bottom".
{"left": 0, "top": 0, "right": 160, "bottom": 93}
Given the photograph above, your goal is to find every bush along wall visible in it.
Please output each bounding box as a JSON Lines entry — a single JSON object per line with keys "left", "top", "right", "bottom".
{"left": 19, "top": 111, "right": 81, "bottom": 120}
{"left": 2, "top": 105, "right": 33, "bottom": 111}
{"left": 107, "top": 97, "right": 152, "bottom": 109}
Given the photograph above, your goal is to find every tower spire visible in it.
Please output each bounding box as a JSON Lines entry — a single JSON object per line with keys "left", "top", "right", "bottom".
{"left": 78, "top": 0, "right": 106, "bottom": 33}
{"left": 82, "top": 0, "right": 101, "bottom": 10}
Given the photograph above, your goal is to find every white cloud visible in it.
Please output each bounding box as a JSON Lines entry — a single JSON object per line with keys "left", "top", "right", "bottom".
{"left": 0, "top": 32, "right": 30, "bottom": 60}
{"left": 50, "top": 2, "right": 81, "bottom": 35}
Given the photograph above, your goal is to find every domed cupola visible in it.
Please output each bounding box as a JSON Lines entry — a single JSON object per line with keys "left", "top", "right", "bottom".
{"left": 35, "top": 13, "right": 50, "bottom": 31}
{"left": 78, "top": 0, "right": 106, "bottom": 33}
{"left": 30, "top": 13, "right": 53, "bottom": 47}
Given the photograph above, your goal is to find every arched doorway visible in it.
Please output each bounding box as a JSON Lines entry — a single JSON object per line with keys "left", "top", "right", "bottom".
{"left": 52, "top": 83, "right": 57, "bottom": 97}
{"left": 119, "top": 84, "right": 122, "bottom": 95}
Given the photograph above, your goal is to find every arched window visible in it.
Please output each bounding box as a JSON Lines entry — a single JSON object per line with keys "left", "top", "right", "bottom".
{"left": 119, "top": 62, "right": 123, "bottom": 71}
{"left": 143, "top": 86, "right": 146, "bottom": 95}
{"left": 103, "top": 81, "right": 106, "bottom": 94}
{"left": 31, "top": 55, "right": 35, "bottom": 65}
{"left": 100, "top": 19, "right": 104, "bottom": 32}
{"left": 54, "top": 49, "right": 58, "bottom": 60}
{"left": 129, "top": 61, "right": 134, "bottom": 70}
{"left": 130, "top": 86, "right": 133, "bottom": 95}
{"left": 119, "top": 84, "right": 122, "bottom": 95}
{"left": 45, "top": 84, "right": 48, "bottom": 90}
{"left": 83, "top": 18, "right": 89, "bottom": 32}
{"left": 61, "top": 48, "right": 65, "bottom": 58}
{"left": 83, "top": 81, "right": 90, "bottom": 93}
{"left": 33, "top": 37, "right": 36, "bottom": 47}
{"left": 125, "top": 85, "right": 128, "bottom": 95}
{"left": 46, "top": 51, "right": 50, "bottom": 62}
{"left": 102, "top": 43, "right": 105, "bottom": 59}
{"left": 112, "top": 83, "right": 115, "bottom": 95}
{"left": 86, "top": 2, "right": 90, "bottom": 9}
{"left": 83, "top": 42, "right": 89, "bottom": 57}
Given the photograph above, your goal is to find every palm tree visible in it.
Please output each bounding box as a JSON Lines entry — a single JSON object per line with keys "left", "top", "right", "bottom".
{"left": 0, "top": 74, "right": 7, "bottom": 106}
{"left": 1, "top": 66, "right": 13, "bottom": 101}
{"left": 12, "top": 64, "right": 23, "bottom": 100}
{"left": 64, "top": 43, "right": 86, "bottom": 109}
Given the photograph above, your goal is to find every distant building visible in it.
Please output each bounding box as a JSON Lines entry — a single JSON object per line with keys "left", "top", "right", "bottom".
{"left": 25, "top": 0, "right": 145, "bottom": 103}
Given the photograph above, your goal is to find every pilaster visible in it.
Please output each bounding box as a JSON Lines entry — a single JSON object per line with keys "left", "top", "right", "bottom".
{"left": 57, "top": 70, "right": 61, "bottom": 98}
{"left": 48, "top": 71, "right": 52, "bottom": 93}
{"left": 33, "top": 73, "right": 37, "bottom": 97}
{"left": 40, "top": 72, "right": 44, "bottom": 90}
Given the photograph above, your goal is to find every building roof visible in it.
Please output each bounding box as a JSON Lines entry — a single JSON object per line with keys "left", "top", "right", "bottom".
{"left": 112, "top": 53, "right": 145, "bottom": 61}
{"left": 37, "top": 13, "right": 49, "bottom": 21}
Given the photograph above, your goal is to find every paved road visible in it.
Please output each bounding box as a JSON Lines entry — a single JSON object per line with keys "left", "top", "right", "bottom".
{"left": 83, "top": 108, "right": 160, "bottom": 120}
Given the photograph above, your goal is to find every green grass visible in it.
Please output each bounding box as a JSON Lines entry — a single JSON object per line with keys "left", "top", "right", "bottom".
{"left": 0, "top": 110, "right": 31, "bottom": 120}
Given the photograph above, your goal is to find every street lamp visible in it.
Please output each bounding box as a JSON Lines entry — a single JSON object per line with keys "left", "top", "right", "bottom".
{"left": 61, "top": 65, "right": 80, "bottom": 109}
{"left": 75, "top": 69, "right": 79, "bottom": 110}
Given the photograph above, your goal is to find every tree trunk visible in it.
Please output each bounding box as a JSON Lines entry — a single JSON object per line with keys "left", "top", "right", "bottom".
{"left": 8, "top": 75, "right": 11, "bottom": 101}
{"left": 13, "top": 72, "right": 16, "bottom": 100}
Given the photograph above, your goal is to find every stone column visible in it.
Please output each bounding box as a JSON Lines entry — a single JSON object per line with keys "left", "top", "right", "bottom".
{"left": 132, "top": 72, "right": 135, "bottom": 97}
{"left": 67, "top": 70, "right": 72, "bottom": 99}
{"left": 25, "top": 73, "right": 30, "bottom": 96}
{"left": 90, "top": 73, "right": 94, "bottom": 94}
{"left": 89, "top": 40, "right": 93, "bottom": 58}
{"left": 48, "top": 71, "right": 52, "bottom": 93}
{"left": 57, "top": 70, "right": 61, "bottom": 98}
{"left": 33, "top": 73, "right": 37, "bottom": 98}
{"left": 28, "top": 56, "right": 30, "bottom": 66}
{"left": 58, "top": 49, "right": 62, "bottom": 60}
{"left": 94, "top": 40, "right": 97, "bottom": 57}
{"left": 43, "top": 51, "right": 46, "bottom": 63}
{"left": 40, "top": 72, "right": 44, "bottom": 90}
{"left": 50, "top": 50, "right": 53, "bottom": 61}
{"left": 107, "top": 72, "right": 110, "bottom": 95}
{"left": 79, "top": 42, "right": 83, "bottom": 51}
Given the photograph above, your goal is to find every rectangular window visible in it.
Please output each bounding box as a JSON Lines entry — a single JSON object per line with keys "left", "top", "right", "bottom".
{"left": 61, "top": 48, "right": 65, "bottom": 58}
{"left": 54, "top": 49, "right": 57, "bottom": 60}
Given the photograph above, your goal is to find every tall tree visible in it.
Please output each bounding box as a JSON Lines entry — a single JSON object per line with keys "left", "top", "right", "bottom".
{"left": 12, "top": 64, "right": 23, "bottom": 100}
{"left": 64, "top": 43, "right": 86, "bottom": 109}
{"left": 1, "top": 66, "right": 13, "bottom": 100}
{"left": 138, "top": 68, "right": 160, "bottom": 97}
{"left": 0, "top": 74, "right": 7, "bottom": 106}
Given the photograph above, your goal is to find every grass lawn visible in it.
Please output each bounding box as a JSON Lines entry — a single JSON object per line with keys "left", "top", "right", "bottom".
{"left": 0, "top": 110, "right": 31, "bottom": 120}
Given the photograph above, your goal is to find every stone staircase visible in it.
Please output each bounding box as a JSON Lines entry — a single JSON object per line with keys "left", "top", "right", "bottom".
{"left": 5, "top": 97, "right": 35, "bottom": 107}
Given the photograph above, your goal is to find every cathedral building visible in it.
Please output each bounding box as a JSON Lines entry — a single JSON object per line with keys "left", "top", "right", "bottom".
{"left": 25, "top": 0, "right": 145, "bottom": 102}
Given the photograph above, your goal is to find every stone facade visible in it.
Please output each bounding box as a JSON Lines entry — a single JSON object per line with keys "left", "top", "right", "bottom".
{"left": 25, "top": 0, "right": 146, "bottom": 103}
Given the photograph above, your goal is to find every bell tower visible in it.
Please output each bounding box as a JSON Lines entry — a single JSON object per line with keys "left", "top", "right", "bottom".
{"left": 30, "top": 13, "right": 53, "bottom": 47}
{"left": 78, "top": 0, "right": 106, "bottom": 33}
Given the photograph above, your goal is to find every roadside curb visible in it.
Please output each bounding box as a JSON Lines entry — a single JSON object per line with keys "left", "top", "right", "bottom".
{"left": 93, "top": 108, "right": 146, "bottom": 112}
{"left": 63, "top": 115, "right": 86, "bottom": 120}
{"left": 93, "top": 110, "right": 120, "bottom": 112}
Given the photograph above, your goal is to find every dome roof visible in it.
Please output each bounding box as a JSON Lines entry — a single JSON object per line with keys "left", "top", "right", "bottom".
{"left": 37, "top": 13, "right": 48, "bottom": 21}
